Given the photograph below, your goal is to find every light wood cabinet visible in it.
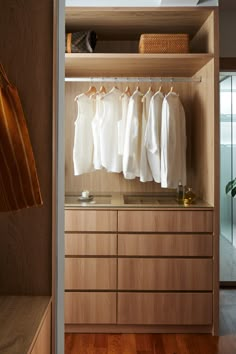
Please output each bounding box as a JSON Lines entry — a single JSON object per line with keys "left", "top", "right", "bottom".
{"left": 65, "top": 209, "right": 117, "bottom": 232}
{"left": 65, "top": 233, "right": 117, "bottom": 256}
{"left": 118, "top": 233, "right": 212, "bottom": 257}
{"left": 118, "top": 258, "right": 212, "bottom": 291}
{"left": 118, "top": 293, "right": 212, "bottom": 325}
{"left": 64, "top": 4, "right": 219, "bottom": 335}
{"left": 65, "top": 292, "right": 116, "bottom": 324}
{"left": 65, "top": 258, "right": 116, "bottom": 290}
{"left": 64, "top": 209, "right": 117, "bottom": 325}
{"left": 118, "top": 210, "right": 213, "bottom": 233}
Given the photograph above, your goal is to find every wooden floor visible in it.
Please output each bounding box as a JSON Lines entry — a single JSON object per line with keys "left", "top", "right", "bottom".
{"left": 65, "top": 290, "right": 236, "bottom": 354}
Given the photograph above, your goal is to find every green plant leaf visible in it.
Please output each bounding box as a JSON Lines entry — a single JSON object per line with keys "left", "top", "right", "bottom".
{"left": 226, "top": 178, "right": 236, "bottom": 194}
{"left": 232, "top": 187, "right": 236, "bottom": 198}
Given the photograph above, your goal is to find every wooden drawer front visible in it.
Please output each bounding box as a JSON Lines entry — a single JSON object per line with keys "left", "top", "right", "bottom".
{"left": 118, "top": 233, "right": 212, "bottom": 257}
{"left": 118, "top": 259, "right": 212, "bottom": 290}
{"left": 65, "top": 258, "right": 116, "bottom": 290}
{"left": 65, "top": 210, "right": 117, "bottom": 232}
{"left": 65, "top": 292, "right": 116, "bottom": 324}
{"left": 118, "top": 210, "right": 213, "bottom": 233}
{"left": 118, "top": 293, "right": 212, "bottom": 325}
{"left": 65, "top": 233, "right": 117, "bottom": 256}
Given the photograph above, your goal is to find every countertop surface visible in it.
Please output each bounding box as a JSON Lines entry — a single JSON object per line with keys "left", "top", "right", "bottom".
{"left": 65, "top": 192, "right": 213, "bottom": 209}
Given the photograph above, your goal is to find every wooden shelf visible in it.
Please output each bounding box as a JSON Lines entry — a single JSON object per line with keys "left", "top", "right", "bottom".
{"left": 0, "top": 296, "right": 51, "bottom": 354}
{"left": 65, "top": 53, "right": 213, "bottom": 78}
{"left": 65, "top": 7, "right": 212, "bottom": 40}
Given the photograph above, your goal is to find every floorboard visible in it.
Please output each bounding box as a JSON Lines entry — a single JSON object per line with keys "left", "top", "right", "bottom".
{"left": 65, "top": 290, "right": 236, "bottom": 354}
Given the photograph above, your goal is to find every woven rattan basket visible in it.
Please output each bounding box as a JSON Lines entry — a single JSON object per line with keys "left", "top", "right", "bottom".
{"left": 139, "top": 34, "right": 189, "bottom": 54}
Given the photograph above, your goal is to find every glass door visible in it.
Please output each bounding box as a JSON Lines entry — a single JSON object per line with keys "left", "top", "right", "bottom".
{"left": 220, "top": 73, "right": 236, "bottom": 283}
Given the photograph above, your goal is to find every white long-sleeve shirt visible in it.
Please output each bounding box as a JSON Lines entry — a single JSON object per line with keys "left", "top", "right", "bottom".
{"left": 123, "top": 89, "right": 143, "bottom": 179}
{"left": 145, "top": 90, "right": 164, "bottom": 183}
{"left": 140, "top": 89, "right": 154, "bottom": 182}
{"left": 161, "top": 91, "right": 187, "bottom": 188}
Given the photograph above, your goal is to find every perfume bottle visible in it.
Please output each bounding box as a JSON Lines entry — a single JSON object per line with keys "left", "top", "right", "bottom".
{"left": 176, "top": 181, "right": 184, "bottom": 204}
{"left": 184, "top": 187, "right": 196, "bottom": 205}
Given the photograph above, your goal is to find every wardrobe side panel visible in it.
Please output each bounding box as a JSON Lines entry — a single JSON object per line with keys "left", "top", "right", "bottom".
{"left": 191, "top": 60, "right": 215, "bottom": 206}
{"left": 190, "top": 11, "right": 214, "bottom": 54}
{"left": 0, "top": 2, "right": 53, "bottom": 295}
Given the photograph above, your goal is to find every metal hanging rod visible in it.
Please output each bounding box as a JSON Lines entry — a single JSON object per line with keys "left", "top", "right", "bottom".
{"left": 65, "top": 76, "right": 202, "bottom": 83}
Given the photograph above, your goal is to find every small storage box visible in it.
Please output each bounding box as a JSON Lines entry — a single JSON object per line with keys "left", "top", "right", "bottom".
{"left": 139, "top": 34, "right": 189, "bottom": 54}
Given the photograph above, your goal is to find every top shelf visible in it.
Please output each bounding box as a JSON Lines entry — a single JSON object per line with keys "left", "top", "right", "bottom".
{"left": 65, "top": 7, "right": 213, "bottom": 40}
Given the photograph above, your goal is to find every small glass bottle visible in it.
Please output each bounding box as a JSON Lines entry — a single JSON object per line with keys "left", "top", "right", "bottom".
{"left": 184, "top": 187, "right": 196, "bottom": 205}
{"left": 176, "top": 181, "right": 184, "bottom": 204}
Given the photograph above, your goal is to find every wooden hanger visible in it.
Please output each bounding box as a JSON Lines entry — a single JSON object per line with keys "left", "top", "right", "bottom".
{"left": 84, "top": 85, "right": 97, "bottom": 96}
{"left": 99, "top": 85, "right": 106, "bottom": 94}
{"left": 142, "top": 86, "right": 153, "bottom": 102}
{"left": 121, "top": 86, "right": 131, "bottom": 98}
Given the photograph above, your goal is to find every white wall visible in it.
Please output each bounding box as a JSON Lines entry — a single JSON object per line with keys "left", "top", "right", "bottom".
{"left": 220, "top": 10, "right": 236, "bottom": 57}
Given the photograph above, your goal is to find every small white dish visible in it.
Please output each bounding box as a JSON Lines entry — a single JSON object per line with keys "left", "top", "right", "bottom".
{"left": 78, "top": 195, "right": 94, "bottom": 202}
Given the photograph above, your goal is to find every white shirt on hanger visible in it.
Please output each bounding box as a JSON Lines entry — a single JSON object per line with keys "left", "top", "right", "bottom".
{"left": 91, "top": 92, "right": 105, "bottom": 170}
{"left": 73, "top": 93, "right": 95, "bottom": 176}
{"left": 145, "top": 90, "right": 164, "bottom": 183}
{"left": 123, "top": 88, "right": 143, "bottom": 179}
{"left": 161, "top": 91, "right": 187, "bottom": 188}
{"left": 100, "top": 87, "right": 122, "bottom": 173}
{"left": 117, "top": 93, "right": 130, "bottom": 156}
{"left": 140, "top": 89, "right": 153, "bottom": 182}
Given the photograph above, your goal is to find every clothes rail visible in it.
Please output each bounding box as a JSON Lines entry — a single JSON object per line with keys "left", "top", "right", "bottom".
{"left": 65, "top": 76, "right": 202, "bottom": 83}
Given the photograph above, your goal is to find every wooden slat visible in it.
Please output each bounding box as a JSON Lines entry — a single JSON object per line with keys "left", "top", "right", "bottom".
{"left": 65, "top": 233, "right": 117, "bottom": 256}
{"left": 65, "top": 331, "right": 236, "bottom": 353}
{"left": 65, "top": 53, "right": 213, "bottom": 78}
{"left": 65, "top": 258, "right": 117, "bottom": 290}
{"left": 118, "top": 292, "right": 212, "bottom": 325}
{"left": 118, "top": 233, "right": 212, "bottom": 257}
{"left": 65, "top": 292, "right": 116, "bottom": 324}
{"left": 118, "top": 210, "right": 213, "bottom": 232}
{"left": 118, "top": 258, "right": 212, "bottom": 291}
{"left": 65, "top": 209, "right": 117, "bottom": 232}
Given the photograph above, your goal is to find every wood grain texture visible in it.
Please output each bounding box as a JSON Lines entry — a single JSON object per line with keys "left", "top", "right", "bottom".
{"left": 65, "top": 333, "right": 236, "bottom": 354}
{"left": 65, "top": 53, "right": 213, "bottom": 78}
{"left": 0, "top": 296, "right": 51, "bottom": 354}
{"left": 191, "top": 10, "right": 214, "bottom": 53}
{"left": 64, "top": 209, "right": 117, "bottom": 232}
{"left": 118, "top": 258, "right": 212, "bottom": 291}
{"left": 65, "top": 258, "right": 117, "bottom": 290}
{"left": 65, "top": 292, "right": 116, "bottom": 324}
{"left": 30, "top": 303, "right": 51, "bottom": 354}
{"left": 118, "top": 292, "right": 212, "bottom": 325}
{"left": 65, "top": 7, "right": 211, "bottom": 40}
{"left": 0, "top": 2, "right": 53, "bottom": 295}
{"left": 65, "top": 233, "right": 117, "bottom": 256}
{"left": 118, "top": 210, "right": 213, "bottom": 232}
{"left": 191, "top": 61, "right": 215, "bottom": 205}
{"left": 118, "top": 233, "right": 213, "bottom": 257}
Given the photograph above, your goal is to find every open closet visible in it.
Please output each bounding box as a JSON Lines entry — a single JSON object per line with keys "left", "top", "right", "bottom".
{"left": 64, "top": 7, "right": 219, "bottom": 335}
